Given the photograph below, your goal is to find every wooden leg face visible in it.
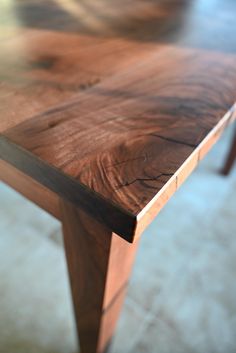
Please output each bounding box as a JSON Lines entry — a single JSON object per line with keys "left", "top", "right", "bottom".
{"left": 222, "top": 127, "right": 236, "bottom": 175}
{"left": 61, "top": 200, "right": 139, "bottom": 353}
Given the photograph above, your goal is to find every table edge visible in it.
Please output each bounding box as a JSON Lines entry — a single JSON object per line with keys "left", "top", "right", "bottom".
{"left": 0, "top": 103, "right": 235, "bottom": 242}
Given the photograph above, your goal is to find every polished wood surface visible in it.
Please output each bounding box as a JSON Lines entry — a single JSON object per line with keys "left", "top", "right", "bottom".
{"left": 1, "top": 2, "right": 236, "bottom": 352}
{"left": 61, "top": 201, "right": 139, "bottom": 353}
{"left": 1, "top": 0, "right": 236, "bottom": 241}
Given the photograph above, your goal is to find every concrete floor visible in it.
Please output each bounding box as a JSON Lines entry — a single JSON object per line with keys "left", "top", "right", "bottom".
{"left": 0, "top": 127, "right": 235, "bottom": 353}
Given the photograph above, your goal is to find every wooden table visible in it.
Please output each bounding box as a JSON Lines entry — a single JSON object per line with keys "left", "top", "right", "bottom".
{"left": 0, "top": 1, "right": 236, "bottom": 352}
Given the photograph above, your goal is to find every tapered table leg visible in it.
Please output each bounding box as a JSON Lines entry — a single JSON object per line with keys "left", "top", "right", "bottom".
{"left": 222, "top": 126, "right": 236, "bottom": 175}
{"left": 61, "top": 200, "right": 139, "bottom": 353}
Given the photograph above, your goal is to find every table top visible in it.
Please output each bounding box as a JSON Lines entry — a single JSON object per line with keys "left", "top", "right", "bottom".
{"left": 0, "top": 0, "right": 236, "bottom": 242}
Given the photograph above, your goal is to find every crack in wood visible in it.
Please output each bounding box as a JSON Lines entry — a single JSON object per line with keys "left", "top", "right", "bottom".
{"left": 115, "top": 172, "right": 174, "bottom": 190}
{"left": 149, "top": 133, "right": 197, "bottom": 148}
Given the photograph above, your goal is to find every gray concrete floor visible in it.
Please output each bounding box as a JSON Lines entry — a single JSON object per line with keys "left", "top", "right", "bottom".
{"left": 0, "top": 127, "right": 236, "bottom": 353}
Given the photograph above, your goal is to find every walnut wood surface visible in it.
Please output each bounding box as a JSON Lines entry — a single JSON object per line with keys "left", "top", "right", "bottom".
{"left": 61, "top": 201, "right": 138, "bottom": 353}
{"left": 0, "top": 159, "right": 60, "bottom": 219}
{"left": 1, "top": 0, "right": 236, "bottom": 241}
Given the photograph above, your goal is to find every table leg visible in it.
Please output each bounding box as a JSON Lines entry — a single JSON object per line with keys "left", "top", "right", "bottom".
{"left": 61, "top": 200, "right": 139, "bottom": 353}
{"left": 222, "top": 126, "right": 236, "bottom": 175}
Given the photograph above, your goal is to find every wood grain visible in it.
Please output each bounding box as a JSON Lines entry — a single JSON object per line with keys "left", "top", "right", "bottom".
{"left": 61, "top": 201, "right": 138, "bottom": 353}
{"left": 0, "top": 159, "right": 60, "bottom": 219}
{"left": 1, "top": 0, "right": 236, "bottom": 241}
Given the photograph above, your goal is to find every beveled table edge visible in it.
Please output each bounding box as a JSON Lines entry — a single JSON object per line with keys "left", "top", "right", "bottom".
{"left": 135, "top": 103, "right": 236, "bottom": 239}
